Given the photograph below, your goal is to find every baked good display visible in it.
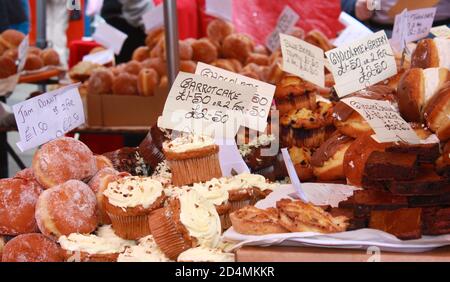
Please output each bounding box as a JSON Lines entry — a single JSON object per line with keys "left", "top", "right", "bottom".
{"left": 103, "top": 176, "right": 165, "bottom": 240}
{"left": 177, "top": 247, "right": 235, "bottom": 262}
{"left": 1, "top": 233, "right": 63, "bottom": 262}
{"left": 162, "top": 135, "right": 222, "bottom": 186}
{"left": 87, "top": 67, "right": 114, "bottom": 95}
{"left": 207, "top": 19, "right": 235, "bottom": 47}
{"left": 230, "top": 206, "right": 288, "bottom": 235}
{"left": 35, "top": 180, "right": 98, "bottom": 238}
{"left": 411, "top": 38, "right": 450, "bottom": 69}
{"left": 112, "top": 72, "right": 139, "bottom": 96}
{"left": 304, "top": 30, "right": 334, "bottom": 52}
{"left": 0, "top": 29, "right": 25, "bottom": 49}
{"left": 132, "top": 46, "right": 151, "bottom": 62}
{"left": 103, "top": 147, "right": 149, "bottom": 176}
{"left": 191, "top": 38, "right": 219, "bottom": 64}
{"left": 23, "top": 54, "right": 44, "bottom": 71}
{"left": 148, "top": 189, "right": 221, "bottom": 260}
{"left": 275, "top": 76, "right": 317, "bottom": 116}
{"left": 32, "top": 137, "right": 97, "bottom": 189}
{"left": 40, "top": 48, "right": 60, "bottom": 66}
{"left": 222, "top": 33, "right": 254, "bottom": 64}
{"left": 423, "top": 81, "right": 450, "bottom": 141}
{"left": 137, "top": 68, "right": 159, "bottom": 96}
{"left": 0, "top": 178, "right": 42, "bottom": 235}
{"left": 117, "top": 235, "right": 171, "bottom": 262}
{"left": 288, "top": 146, "right": 315, "bottom": 181}
{"left": 397, "top": 67, "right": 449, "bottom": 122}
{"left": 369, "top": 208, "right": 422, "bottom": 240}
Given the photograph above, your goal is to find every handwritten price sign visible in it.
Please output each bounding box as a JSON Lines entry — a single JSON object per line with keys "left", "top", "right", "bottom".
{"left": 280, "top": 33, "right": 325, "bottom": 87}
{"left": 158, "top": 72, "right": 256, "bottom": 138}
{"left": 13, "top": 84, "right": 85, "bottom": 152}
{"left": 341, "top": 97, "right": 420, "bottom": 144}
{"left": 195, "top": 62, "right": 275, "bottom": 132}
{"left": 325, "top": 31, "right": 397, "bottom": 98}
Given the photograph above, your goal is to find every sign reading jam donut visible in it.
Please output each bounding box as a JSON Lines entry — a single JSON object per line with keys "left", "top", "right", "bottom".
{"left": 341, "top": 96, "right": 420, "bottom": 144}
{"left": 279, "top": 33, "right": 325, "bottom": 88}
{"left": 195, "top": 62, "right": 275, "bottom": 132}
{"left": 13, "top": 84, "right": 85, "bottom": 152}
{"left": 158, "top": 72, "right": 256, "bottom": 139}
{"left": 92, "top": 22, "right": 128, "bottom": 55}
{"left": 325, "top": 31, "right": 397, "bottom": 98}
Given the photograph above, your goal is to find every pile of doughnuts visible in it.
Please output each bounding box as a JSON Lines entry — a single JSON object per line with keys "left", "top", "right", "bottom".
{"left": 0, "top": 29, "right": 60, "bottom": 79}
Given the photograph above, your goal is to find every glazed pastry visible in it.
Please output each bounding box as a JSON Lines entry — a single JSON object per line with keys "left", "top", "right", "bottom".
{"left": 424, "top": 81, "right": 450, "bottom": 141}
{"left": 191, "top": 38, "right": 218, "bottom": 64}
{"left": 177, "top": 247, "right": 235, "bottom": 262}
{"left": 87, "top": 68, "right": 114, "bottom": 95}
{"left": 112, "top": 72, "right": 139, "bottom": 96}
{"left": 103, "top": 176, "right": 165, "bottom": 240}
{"left": 288, "top": 146, "right": 315, "bottom": 181}
{"left": 32, "top": 137, "right": 97, "bottom": 189}
{"left": 35, "top": 180, "right": 98, "bottom": 238}
{"left": 397, "top": 67, "right": 450, "bottom": 122}
{"left": 138, "top": 68, "right": 159, "bottom": 96}
{"left": 304, "top": 30, "right": 334, "bottom": 52}
{"left": 311, "top": 132, "right": 354, "bottom": 181}
{"left": 1, "top": 233, "right": 63, "bottom": 262}
{"left": 246, "top": 53, "right": 270, "bottom": 66}
{"left": 411, "top": 38, "right": 450, "bottom": 69}
{"left": 222, "top": 33, "right": 255, "bottom": 64}
{"left": 230, "top": 206, "right": 288, "bottom": 235}
{"left": 103, "top": 147, "right": 149, "bottom": 176}
{"left": 148, "top": 189, "right": 221, "bottom": 260}
{"left": 0, "top": 178, "right": 42, "bottom": 235}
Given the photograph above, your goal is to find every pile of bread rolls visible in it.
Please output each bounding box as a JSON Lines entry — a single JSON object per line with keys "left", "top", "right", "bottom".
{"left": 0, "top": 29, "right": 60, "bottom": 79}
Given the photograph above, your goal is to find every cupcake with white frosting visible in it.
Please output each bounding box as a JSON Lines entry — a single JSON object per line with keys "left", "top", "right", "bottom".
{"left": 162, "top": 134, "right": 222, "bottom": 186}
{"left": 58, "top": 227, "right": 136, "bottom": 262}
{"left": 103, "top": 177, "right": 165, "bottom": 240}
{"left": 177, "top": 247, "right": 235, "bottom": 262}
{"left": 117, "top": 235, "right": 171, "bottom": 262}
{"left": 148, "top": 189, "right": 221, "bottom": 260}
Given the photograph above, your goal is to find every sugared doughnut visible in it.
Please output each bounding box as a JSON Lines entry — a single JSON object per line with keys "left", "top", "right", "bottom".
{"left": 35, "top": 180, "right": 98, "bottom": 238}
{"left": 88, "top": 168, "right": 125, "bottom": 224}
{"left": 145, "top": 28, "right": 165, "bottom": 50}
{"left": 3, "top": 48, "right": 18, "bottom": 61}
{"left": 138, "top": 68, "right": 159, "bottom": 96}
{"left": 0, "top": 56, "right": 17, "bottom": 79}
{"left": 32, "top": 137, "right": 97, "bottom": 189}
{"left": 95, "top": 155, "right": 114, "bottom": 170}
{"left": 27, "top": 46, "right": 42, "bottom": 57}
{"left": 159, "top": 76, "right": 168, "bottom": 89}
{"left": 150, "top": 37, "right": 165, "bottom": 58}
{"left": 222, "top": 33, "right": 254, "bottom": 64}
{"left": 14, "top": 168, "right": 44, "bottom": 190}
{"left": 124, "top": 60, "right": 142, "bottom": 75}
{"left": 0, "top": 29, "right": 26, "bottom": 49}
{"left": 179, "top": 60, "right": 197, "bottom": 74}
{"left": 141, "top": 57, "right": 167, "bottom": 77}
{"left": 112, "top": 73, "right": 139, "bottom": 96}
{"left": 1, "top": 233, "right": 63, "bottom": 262}
{"left": 40, "top": 48, "right": 60, "bottom": 66}
{"left": 246, "top": 53, "right": 270, "bottom": 66}
{"left": 207, "top": 19, "right": 234, "bottom": 46}
{"left": 87, "top": 68, "right": 114, "bottom": 95}
{"left": 132, "top": 46, "right": 151, "bottom": 62}
{"left": 191, "top": 38, "right": 218, "bottom": 64}
{"left": 0, "top": 178, "right": 43, "bottom": 235}
{"left": 177, "top": 40, "right": 194, "bottom": 61}
{"left": 24, "top": 54, "right": 44, "bottom": 71}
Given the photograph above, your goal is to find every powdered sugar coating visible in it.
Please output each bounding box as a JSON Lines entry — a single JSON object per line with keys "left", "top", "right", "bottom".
{"left": 32, "top": 137, "right": 97, "bottom": 189}
{"left": 0, "top": 178, "right": 43, "bottom": 235}
{"left": 35, "top": 180, "right": 98, "bottom": 238}
{"left": 1, "top": 233, "right": 63, "bottom": 262}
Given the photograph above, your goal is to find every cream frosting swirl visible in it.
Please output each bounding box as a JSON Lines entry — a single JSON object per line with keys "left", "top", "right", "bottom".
{"left": 178, "top": 189, "right": 221, "bottom": 248}
{"left": 191, "top": 178, "right": 229, "bottom": 206}
{"left": 58, "top": 232, "right": 135, "bottom": 255}
{"left": 103, "top": 177, "right": 163, "bottom": 210}
{"left": 163, "top": 134, "right": 215, "bottom": 153}
{"left": 117, "top": 235, "right": 171, "bottom": 262}
{"left": 177, "top": 247, "right": 235, "bottom": 262}
{"left": 223, "top": 173, "right": 277, "bottom": 191}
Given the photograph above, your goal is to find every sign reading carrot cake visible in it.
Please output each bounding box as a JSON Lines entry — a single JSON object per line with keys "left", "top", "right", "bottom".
{"left": 159, "top": 72, "right": 256, "bottom": 138}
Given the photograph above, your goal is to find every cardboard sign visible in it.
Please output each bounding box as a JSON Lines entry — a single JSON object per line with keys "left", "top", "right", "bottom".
{"left": 17, "top": 36, "right": 29, "bottom": 72}
{"left": 195, "top": 62, "right": 275, "bottom": 132}
{"left": 13, "top": 84, "right": 85, "bottom": 152}
{"left": 341, "top": 97, "right": 420, "bottom": 144}
{"left": 265, "top": 5, "right": 300, "bottom": 52}
{"left": 281, "top": 148, "right": 308, "bottom": 202}
{"left": 333, "top": 12, "right": 374, "bottom": 47}
{"left": 142, "top": 4, "right": 164, "bottom": 33}
{"left": 92, "top": 22, "right": 128, "bottom": 55}
{"left": 430, "top": 25, "right": 450, "bottom": 38}
{"left": 280, "top": 33, "right": 325, "bottom": 87}
{"left": 158, "top": 72, "right": 256, "bottom": 138}
{"left": 325, "top": 31, "right": 397, "bottom": 98}
{"left": 82, "top": 49, "right": 115, "bottom": 65}
{"left": 205, "top": 0, "right": 233, "bottom": 22}
{"left": 218, "top": 138, "right": 250, "bottom": 177}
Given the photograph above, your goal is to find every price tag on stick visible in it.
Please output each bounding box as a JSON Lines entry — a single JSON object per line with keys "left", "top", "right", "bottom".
{"left": 158, "top": 72, "right": 256, "bottom": 139}
{"left": 265, "top": 5, "right": 300, "bottom": 52}
{"left": 218, "top": 138, "right": 250, "bottom": 177}
{"left": 195, "top": 62, "right": 275, "bottom": 132}
{"left": 92, "top": 22, "right": 128, "bottom": 55}
{"left": 325, "top": 30, "right": 397, "bottom": 98}
{"left": 13, "top": 84, "right": 85, "bottom": 152}
{"left": 280, "top": 33, "right": 325, "bottom": 87}
{"left": 281, "top": 148, "right": 308, "bottom": 202}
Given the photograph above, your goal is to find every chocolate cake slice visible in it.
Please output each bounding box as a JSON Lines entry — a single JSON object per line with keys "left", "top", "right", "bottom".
{"left": 369, "top": 208, "right": 422, "bottom": 240}
{"left": 329, "top": 207, "right": 367, "bottom": 230}
{"left": 339, "top": 190, "right": 408, "bottom": 217}
{"left": 408, "top": 193, "right": 450, "bottom": 207}
{"left": 386, "top": 142, "right": 440, "bottom": 163}
{"left": 364, "top": 151, "right": 418, "bottom": 181}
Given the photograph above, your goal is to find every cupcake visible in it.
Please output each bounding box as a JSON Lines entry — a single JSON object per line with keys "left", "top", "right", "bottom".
{"left": 117, "top": 235, "right": 171, "bottom": 262}
{"left": 58, "top": 229, "right": 135, "bottom": 262}
{"left": 151, "top": 160, "right": 172, "bottom": 187}
{"left": 191, "top": 179, "right": 232, "bottom": 231}
{"left": 163, "top": 135, "right": 222, "bottom": 186}
{"left": 177, "top": 247, "right": 235, "bottom": 262}
{"left": 103, "top": 177, "right": 165, "bottom": 240}
{"left": 148, "top": 189, "right": 221, "bottom": 260}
